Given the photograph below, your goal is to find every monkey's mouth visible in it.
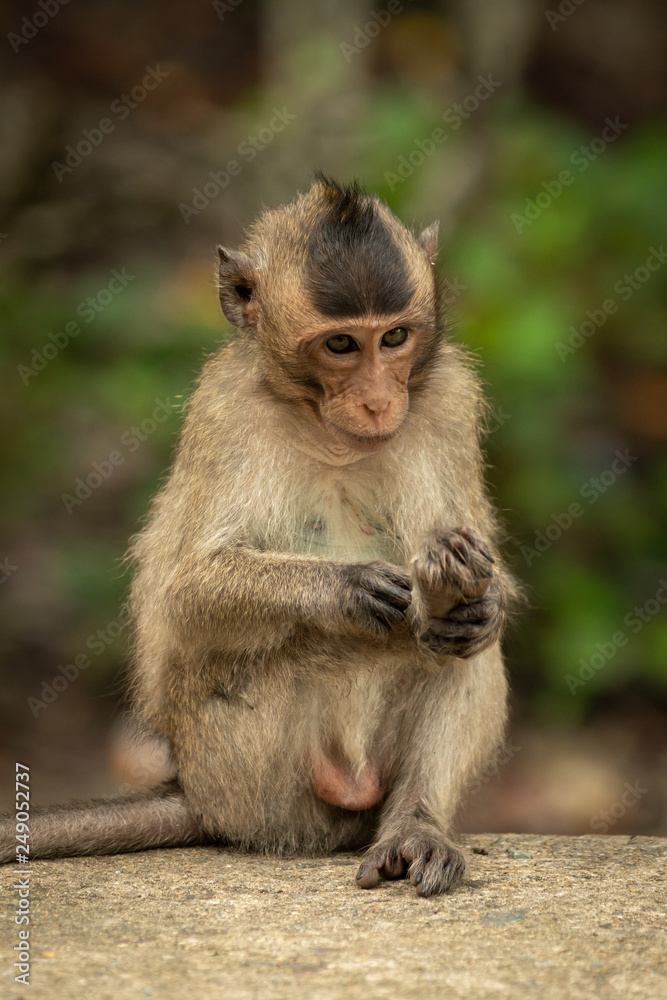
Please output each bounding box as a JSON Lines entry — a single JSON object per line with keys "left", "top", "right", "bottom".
{"left": 329, "top": 424, "right": 399, "bottom": 451}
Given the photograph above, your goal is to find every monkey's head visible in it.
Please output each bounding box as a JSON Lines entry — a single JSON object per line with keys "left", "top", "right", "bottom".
{"left": 217, "top": 176, "right": 440, "bottom": 452}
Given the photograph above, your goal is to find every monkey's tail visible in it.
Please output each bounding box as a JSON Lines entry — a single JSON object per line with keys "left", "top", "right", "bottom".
{"left": 0, "top": 782, "right": 206, "bottom": 864}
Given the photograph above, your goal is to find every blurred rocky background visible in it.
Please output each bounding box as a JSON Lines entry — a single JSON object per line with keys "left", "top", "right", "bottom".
{"left": 1, "top": 0, "right": 666, "bottom": 837}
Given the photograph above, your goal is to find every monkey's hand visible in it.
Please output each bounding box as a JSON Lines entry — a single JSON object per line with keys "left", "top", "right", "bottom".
{"left": 411, "top": 527, "right": 502, "bottom": 658}
{"left": 341, "top": 561, "right": 412, "bottom": 637}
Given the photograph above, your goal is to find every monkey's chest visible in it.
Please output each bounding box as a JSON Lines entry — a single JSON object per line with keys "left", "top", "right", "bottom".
{"left": 296, "top": 492, "right": 402, "bottom": 563}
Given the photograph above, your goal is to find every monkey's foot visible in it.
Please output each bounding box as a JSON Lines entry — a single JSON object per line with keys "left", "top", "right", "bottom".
{"left": 355, "top": 834, "right": 466, "bottom": 897}
{"left": 411, "top": 526, "right": 502, "bottom": 657}
{"left": 420, "top": 592, "right": 502, "bottom": 658}
{"left": 411, "top": 526, "right": 494, "bottom": 617}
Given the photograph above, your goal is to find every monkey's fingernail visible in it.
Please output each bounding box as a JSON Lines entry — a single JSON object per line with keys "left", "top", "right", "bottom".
{"left": 421, "top": 882, "right": 431, "bottom": 896}
{"left": 415, "top": 871, "right": 423, "bottom": 884}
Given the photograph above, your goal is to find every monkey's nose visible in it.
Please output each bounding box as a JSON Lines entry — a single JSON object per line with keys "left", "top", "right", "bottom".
{"left": 362, "top": 398, "right": 390, "bottom": 417}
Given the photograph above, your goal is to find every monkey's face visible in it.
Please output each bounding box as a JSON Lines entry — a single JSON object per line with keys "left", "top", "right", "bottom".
{"left": 216, "top": 177, "right": 441, "bottom": 454}
{"left": 297, "top": 317, "right": 427, "bottom": 451}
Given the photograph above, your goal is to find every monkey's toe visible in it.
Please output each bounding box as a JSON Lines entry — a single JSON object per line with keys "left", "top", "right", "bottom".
{"left": 412, "top": 526, "right": 494, "bottom": 611}
{"left": 355, "top": 864, "right": 381, "bottom": 889}
{"left": 403, "top": 838, "right": 467, "bottom": 897}
{"left": 355, "top": 842, "right": 407, "bottom": 889}
{"left": 420, "top": 619, "right": 484, "bottom": 657}
{"left": 447, "top": 595, "right": 495, "bottom": 624}
{"left": 441, "top": 529, "right": 493, "bottom": 596}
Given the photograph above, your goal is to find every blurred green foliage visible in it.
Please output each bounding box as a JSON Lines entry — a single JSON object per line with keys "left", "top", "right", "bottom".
{"left": 1, "top": 80, "right": 666, "bottom": 722}
{"left": 441, "top": 110, "right": 667, "bottom": 720}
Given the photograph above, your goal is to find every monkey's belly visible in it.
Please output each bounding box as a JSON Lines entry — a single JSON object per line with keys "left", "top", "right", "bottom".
{"left": 311, "top": 754, "right": 385, "bottom": 811}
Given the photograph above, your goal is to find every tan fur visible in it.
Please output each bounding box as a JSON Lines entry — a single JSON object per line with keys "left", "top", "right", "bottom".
{"left": 1, "top": 179, "right": 518, "bottom": 896}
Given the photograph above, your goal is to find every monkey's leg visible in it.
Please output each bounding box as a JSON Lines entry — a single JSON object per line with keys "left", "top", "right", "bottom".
{"left": 356, "top": 646, "right": 507, "bottom": 897}
{"left": 0, "top": 783, "right": 204, "bottom": 864}
{"left": 170, "top": 664, "right": 377, "bottom": 855}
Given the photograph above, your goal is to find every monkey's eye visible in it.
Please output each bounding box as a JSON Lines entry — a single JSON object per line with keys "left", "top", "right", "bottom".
{"left": 381, "top": 327, "right": 408, "bottom": 348}
{"left": 325, "top": 334, "right": 358, "bottom": 354}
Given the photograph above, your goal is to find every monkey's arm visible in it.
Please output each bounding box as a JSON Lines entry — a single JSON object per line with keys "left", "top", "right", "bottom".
{"left": 162, "top": 547, "right": 411, "bottom": 651}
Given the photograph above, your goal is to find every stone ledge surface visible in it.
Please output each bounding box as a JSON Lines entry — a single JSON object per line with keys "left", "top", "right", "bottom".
{"left": 1, "top": 834, "right": 666, "bottom": 1000}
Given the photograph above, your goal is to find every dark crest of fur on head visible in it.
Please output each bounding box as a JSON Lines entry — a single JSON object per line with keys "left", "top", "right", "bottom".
{"left": 306, "top": 173, "right": 414, "bottom": 319}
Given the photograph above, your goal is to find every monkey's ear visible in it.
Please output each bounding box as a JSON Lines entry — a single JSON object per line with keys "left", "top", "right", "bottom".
{"left": 418, "top": 221, "right": 440, "bottom": 263}
{"left": 216, "top": 246, "right": 259, "bottom": 328}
